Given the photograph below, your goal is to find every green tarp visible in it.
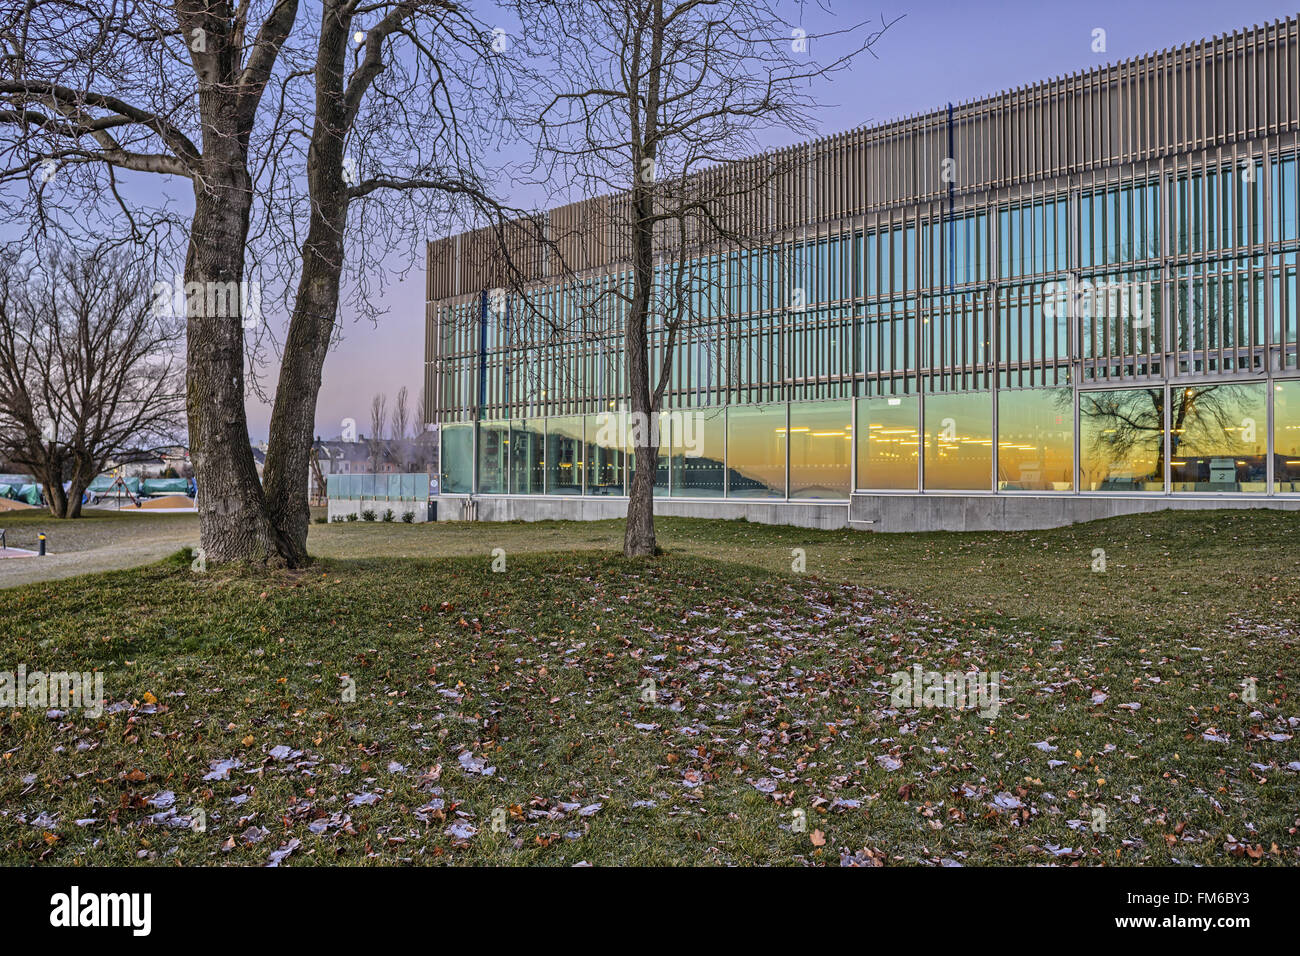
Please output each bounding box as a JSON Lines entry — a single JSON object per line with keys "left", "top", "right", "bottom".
{"left": 87, "top": 475, "right": 141, "bottom": 495}
{"left": 0, "top": 483, "right": 42, "bottom": 504}
{"left": 141, "top": 478, "right": 190, "bottom": 496}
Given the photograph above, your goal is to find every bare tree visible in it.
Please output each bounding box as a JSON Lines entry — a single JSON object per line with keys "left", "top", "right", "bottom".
{"left": 414, "top": 385, "right": 427, "bottom": 436}
{"left": 0, "top": 245, "right": 184, "bottom": 517}
{"left": 390, "top": 384, "right": 410, "bottom": 470}
{"left": 1, "top": 1, "right": 514, "bottom": 566}
{"left": 0, "top": 0, "right": 301, "bottom": 561}
{"left": 511, "top": 0, "right": 893, "bottom": 555}
{"left": 391, "top": 384, "right": 409, "bottom": 441}
{"left": 257, "top": 0, "right": 514, "bottom": 564}
{"left": 368, "top": 391, "right": 387, "bottom": 472}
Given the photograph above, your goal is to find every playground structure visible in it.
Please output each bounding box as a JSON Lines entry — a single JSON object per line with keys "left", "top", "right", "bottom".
{"left": 85, "top": 474, "right": 195, "bottom": 508}
{"left": 0, "top": 473, "right": 198, "bottom": 511}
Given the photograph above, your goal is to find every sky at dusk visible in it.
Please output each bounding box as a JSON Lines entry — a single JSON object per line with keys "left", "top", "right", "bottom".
{"left": 231, "top": 0, "right": 1299, "bottom": 441}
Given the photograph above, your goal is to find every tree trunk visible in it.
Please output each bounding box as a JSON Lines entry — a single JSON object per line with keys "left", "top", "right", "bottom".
{"left": 65, "top": 459, "right": 93, "bottom": 519}
{"left": 185, "top": 161, "right": 295, "bottom": 566}
{"left": 261, "top": 10, "right": 351, "bottom": 565}
{"left": 39, "top": 459, "right": 67, "bottom": 518}
{"left": 623, "top": 182, "right": 657, "bottom": 557}
{"left": 261, "top": 221, "right": 345, "bottom": 562}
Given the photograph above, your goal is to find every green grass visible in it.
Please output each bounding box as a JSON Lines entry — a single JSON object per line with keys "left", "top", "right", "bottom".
{"left": 1, "top": 509, "right": 1297, "bottom": 866}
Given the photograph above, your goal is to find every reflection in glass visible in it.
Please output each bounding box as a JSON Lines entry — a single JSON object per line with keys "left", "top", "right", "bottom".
{"left": 924, "top": 392, "right": 993, "bottom": 490}
{"left": 477, "top": 421, "right": 508, "bottom": 494}
{"left": 585, "top": 412, "right": 625, "bottom": 495}
{"left": 671, "top": 408, "right": 726, "bottom": 497}
{"left": 997, "top": 389, "right": 1074, "bottom": 490}
{"left": 440, "top": 424, "right": 474, "bottom": 494}
{"left": 509, "top": 420, "right": 544, "bottom": 494}
{"left": 614, "top": 409, "right": 672, "bottom": 498}
{"left": 1275, "top": 381, "right": 1300, "bottom": 492}
{"left": 1169, "top": 383, "right": 1266, "bottom": 492}
{"left": 1079, "top": 389, "right": 1164, "bottom": 490}
{"left": 789, "top": 401, "right": 851, "bottom": 498}
{"left": 855, "top": 396, "right": 919, "bottom": 490}
{"left": 545, "top": 416, "right": 584, "bottom": 495}
{"left": 726, "top": 405, "right": 786, "bottom": 497}
{"left": 647, "top": 413, "right": 670, "bottom": 497}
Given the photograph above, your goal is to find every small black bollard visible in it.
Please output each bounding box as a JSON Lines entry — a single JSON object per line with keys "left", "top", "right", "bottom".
{"left": 38, "top": 532, "right": 46, "bottom": 556}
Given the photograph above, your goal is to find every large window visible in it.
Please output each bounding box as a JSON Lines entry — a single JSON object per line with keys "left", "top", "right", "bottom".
{"left": 1275, "top": 380, "right": 1300, "bottom": 492}
{"left": 650, "top": 416, "right": 670, "bottom": 497}
{"left": 1169, "top": 383, "right": 1266, "bottom": 492}
{"left": 509, "top": 420, "right": 544, "bottom": 494}
{"left": 856, "top": 396, "right": 919, "bottom": 490}
{"left": 671, "top": 408, "right": 726, "bottom": 497}
{"left": 1079, "top": 389, "right": 1163, "bottom": 491}
{"left": 545, "top": 416, "right": 584, "bottom": 495}
{"left": 997, "top": 388, "right": 1074, "bottom": 491}
{"left": 923, "top": 392, "right": 992, "bottom": 490}
{"left": 789, "top": 401, "right": 851, "bottom": 498}
{"left": 726, "top": 404, "right": 786, "bottom": 497}
{"left": 585, "top": 412, "right": 624, "bottom": 495}
{"left": 440, "top": 424, "right": 473, "bottom": 494}
{"left": 477, "top": 421, "right": 508, "bottom": 494}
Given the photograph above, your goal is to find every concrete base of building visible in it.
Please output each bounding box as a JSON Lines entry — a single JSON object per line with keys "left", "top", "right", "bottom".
{"left": 431, "top": 492, "right": 1300, "bottom": 533}
{"left": 328, "top": 498, "right": 430, "bottom": 523}
{"left": 849, "top": 493, "right": 1300, "bottom": 532}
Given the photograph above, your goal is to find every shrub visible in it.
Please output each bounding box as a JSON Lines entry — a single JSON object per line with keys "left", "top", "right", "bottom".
{"left": 330, "top": 514, "right": 346, "bottom": 523}
{"left": 401, "top": 511, "right": 415, "bottom": 523}
{"left": 314, "top": 516, "right": 327, "bottom": 524}
{"left": 382, "top": 508, "right": 395, "bottom": 522}
{"left": 361, "top": 509, "right": 377, "bottom": 521}
{"left": 346, "top": 512, "right": 359, "bottom": 522}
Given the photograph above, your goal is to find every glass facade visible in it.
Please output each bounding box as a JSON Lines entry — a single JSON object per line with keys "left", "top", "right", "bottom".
{"left": 428, "top": 27, "right": 1300, "bottom": 507}
{"left": 477, "top": 421, "right": 508, "bottom": 494}
{"left": 1275, "top": 380, "right": 1300, "bottom": 492}
{"left": 1169, "top": 383, "right": 1267, "bottom": 492}
{"left": 545, "top": 416, "right": 584, "bottom": 494}
{"left": 924, "top": 392, "right": 993, "bottom": 491}
{"left": 510, "top": 420, "right": 544, "bottom": 495}
{"left": 856, "top": 395, "right": 919, "bottom": 490}
{"left": 726, "top": 405, "right": 786, "bottom": 497}
{"left": 438, "top": 383, "right": 1300, "bottom": 500}
{"left": 585, "top": 413, "right": 624, "bottom": 495}
{"left": 440, "top": 424, "right": 473, "bottom": 494}
{"left": 671, "top": 408, "right": 725, "bottom": 497}
{"left": 997, "top": 388, "right": 1074, "bottom": 491}
{"left": 789, "top": 402, "right": 852, "bottom": 498}
{"left": 1079, "top": 389, "right": 1163, "bottom": 491}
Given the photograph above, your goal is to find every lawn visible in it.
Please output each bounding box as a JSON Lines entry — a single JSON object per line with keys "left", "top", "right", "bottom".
{"left": 0, "top": 509, "right": 1297, "bottom": 866}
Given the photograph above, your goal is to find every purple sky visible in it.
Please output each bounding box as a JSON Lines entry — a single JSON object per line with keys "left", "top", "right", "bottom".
{"left": 249, "top": 0, "right": 1298, "bottom": 441}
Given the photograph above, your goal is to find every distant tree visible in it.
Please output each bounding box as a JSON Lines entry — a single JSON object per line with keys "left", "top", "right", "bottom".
{"left": 368, "top": 392, "right": 387, "bottom": 472}
{"left": 392, "top": 386, "right": 410, "bottom": 442}
{"left": 513, "top": 0, "right": 893, "bottom": 556}
{"left": 390, "top": 384, "right": 411, "bottom": 470}
{"left": 0, "top": 246, "right": 184, "bottom": 517}
{"left": 414, "top": 386, "right": 428, "bottom": 437}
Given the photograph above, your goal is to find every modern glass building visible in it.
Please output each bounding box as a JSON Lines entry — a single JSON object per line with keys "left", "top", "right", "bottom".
{"left": 425, "top": 18, "right": 1300, "bottom": 530}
